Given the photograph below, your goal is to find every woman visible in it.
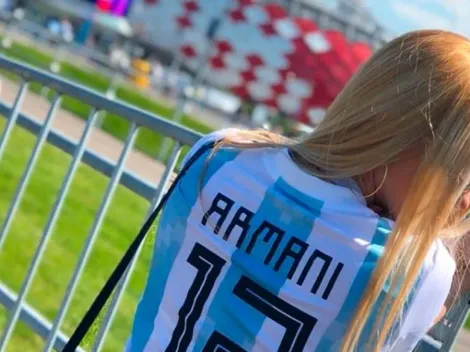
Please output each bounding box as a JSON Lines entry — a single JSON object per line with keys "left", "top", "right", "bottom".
{"left": 128, "top": 30, "right": 470, "bottom": 351}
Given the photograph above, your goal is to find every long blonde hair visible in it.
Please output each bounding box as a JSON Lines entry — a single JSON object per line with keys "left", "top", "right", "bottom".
{"left": 214, "top": 30, "right": 470, "bottom": 351}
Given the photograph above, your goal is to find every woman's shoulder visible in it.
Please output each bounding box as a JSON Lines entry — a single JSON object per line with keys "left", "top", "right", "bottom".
{"left": 422, "top": 239, "right": 456, "bottom": 292}
{"left": 434, "top": 240, "right": 456, "bottom": 272}
{"left": 181, "top": 128, "right": 242, "bottom": 168}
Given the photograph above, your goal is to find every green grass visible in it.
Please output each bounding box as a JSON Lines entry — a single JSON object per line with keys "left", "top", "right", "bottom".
{"left": 0, "top": 119, "right": 157, "bottom": 351}
{"left": 0, "top": 39, "right": 212, "bottom": 160}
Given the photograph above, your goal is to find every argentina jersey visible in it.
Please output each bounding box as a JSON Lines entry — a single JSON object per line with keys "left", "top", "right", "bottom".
{"left": 128, "top": 130, "right": 455, "bottom": 352}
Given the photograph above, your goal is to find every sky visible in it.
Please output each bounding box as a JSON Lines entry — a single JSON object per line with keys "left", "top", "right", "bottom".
{"left": 311, "top": 0, "right": 470, "bottom": 38}
{"left": 365, "top": 0, "right": 470, "bottom": 37}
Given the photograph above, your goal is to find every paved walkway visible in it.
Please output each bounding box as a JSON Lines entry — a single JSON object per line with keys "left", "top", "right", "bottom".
{"left": 454, "top": 330, "right": 470, "bottom": 351}
{"left": 0, "top": 78, "right": 469, "bottom": 351}
{"left": 0, "top": 78, "right": 170, "bottom": 186}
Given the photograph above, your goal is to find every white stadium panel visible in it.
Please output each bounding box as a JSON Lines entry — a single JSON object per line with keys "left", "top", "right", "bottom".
{"left": 132, "top": 0, "right": 184, "bottom": 19}
{"left": 224, "top": 0, "right": 243, "bottom": 12}
{"left": 181, "top": 50, "right": 203, "bottom": 70}
{"left": 243, "top": 5, "right": 270, "bottom": 25}
{"left": 129, "top": 0, "right": 185, "bottom": 49}
{"left": 254, "top": 66, "right": 282, "bottom": 85}
{"left": 278, "top": 94, "right": 302, "bottom": 114}
{"left": 195, "top": 0, "right": 229, "bottom": 19}
{"left": 224, "top": 52, "right": 250, "bottom": 71}
{"left": 308, "top": 107, "right": 327, "bottom": 124}
{"left": 207, "top": 67, "right": 243, "bottom": 87}
{"left": 263, "top": 35, "right": 295, "bottom": 56}
{"left": 273, "top": 18, "right": 301, "bottom": 40}
{"left": 247, "top": 81, "right": 275, "bottom": 101}
{"left": 191, "top": 12, "right": 217, "bottom": 33}
{"left": 181, "top": 31, "right": 210, "bottom": 57}
{"left": 304, "top": 32, "right": 332, "bottom": 53}
{"left": 188, "top": 0, "right": 228, "bottom": 34}
{"left": 229, "top": 23, "right": 269, "bottom": 55}
{"left": 216, "top": 21, "right": 253, "bottom": 53}
{"left": 258, "top": 47, "right": 289, "bottom": 70}
{"left": 286, "top": 78, "right": 313, "bottom": 98}
{"left": 224, "top": 25, "right": 291, "bottom": 70}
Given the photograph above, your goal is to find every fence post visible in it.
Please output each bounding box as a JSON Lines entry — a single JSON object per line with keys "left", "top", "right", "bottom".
{"left": 91, "top": 143, "right": 182, "bottom": 351}
{"left": 42, "top": 123, "right": 139, "bottom": 351}
{"left": 0, "top": 94, "right": 63, "bottom": 351}
{"left": 0, "top": 80, "right": 28, "bottom": 162}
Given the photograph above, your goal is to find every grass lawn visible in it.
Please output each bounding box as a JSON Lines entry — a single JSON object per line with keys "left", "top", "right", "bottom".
{"left": 0, "top": 39, "right": 212, "bottom": 161}
{"left": 0, "top": 119, "right": 157, "bottom": 351}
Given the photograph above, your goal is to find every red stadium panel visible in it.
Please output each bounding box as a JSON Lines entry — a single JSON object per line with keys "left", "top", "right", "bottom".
{"left": 209, "top": 55, "right": 225, "bottom": 69}
{"left": 245, "top": 54, "right": 264, "bottom": 67}
{"left": 240, "top": 69, "right": 257, "bottom": 82}
{"left": 236, "top": 0, "right": 256, "bottom": 6}
{"left": 231, "top": 85, "right": 250, "bottom": 100}
{"left": 229, "top": 8, "right": 246, "bottom": 23}
{"left": 350, "top": 42, "right": 374, "bottom": 62}
{"left": 260, "top": 22, "right": 277, "bottom": 36}
{"left": 176, "top": 15, "right": 192, "bottom": 29}
{"left": 263, "top": 3, "right": 289, "bottom": 21}
{"left": 180, "top": 44, "right": 197, "bottom": 58}
{"left": 183, "top": 0, "right": 199, "bottom": 12}
{"left": 323, "top": 30, "right": 358, "bottom": 74}
{"left": 215, "top": 40, "right": 233, "bottom": 54}
{"left": 271, "top": 82, "right": 288, "bottom": 96}
{"left": 294, "top": 17, "right": 318, "bottom": 34}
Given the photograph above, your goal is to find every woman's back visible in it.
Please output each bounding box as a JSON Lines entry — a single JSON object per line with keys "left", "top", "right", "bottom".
{"left": 128, "top": 131, "right": 454, "bottom": 352}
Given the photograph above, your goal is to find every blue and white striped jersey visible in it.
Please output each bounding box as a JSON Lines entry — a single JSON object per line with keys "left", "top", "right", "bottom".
{"left": 128, "top": 129, "right": 455, "bottom": 352}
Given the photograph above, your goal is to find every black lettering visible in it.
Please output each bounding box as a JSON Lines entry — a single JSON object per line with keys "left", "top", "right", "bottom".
{"left": 274, "top": 236, "right": 308, "bottom": 279}
{"left": 224, "top": 206, "right": 254, "bottom": 242}
{"left": 263, "top": 225, "right": 285, "bottom": 266}
{"left": 202, "top": 193, "right": 234, "bottom": 234}
{"left": 297, "top": 249, "right": 332, "bottom": 295}
{"left": 322, "top": 262, "right": 344, "bottom": 300}
{"left": 243, "top": 221, "right": 285, "bottom": 266}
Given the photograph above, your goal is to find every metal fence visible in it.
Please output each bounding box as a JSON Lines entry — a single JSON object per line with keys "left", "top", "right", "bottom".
{"left": 0, "top": 54, "right": 200, "bottom": 351}
{"left": 0, "top": 54, "right": 467, "bottom": 351}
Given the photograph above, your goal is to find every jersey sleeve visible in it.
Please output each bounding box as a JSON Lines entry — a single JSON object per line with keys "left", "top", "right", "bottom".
{"left": 388, "top": 240, "right": 455, "bottom": 352}
{"left": 180, "top": 128, "right": 240, "bottom": 169}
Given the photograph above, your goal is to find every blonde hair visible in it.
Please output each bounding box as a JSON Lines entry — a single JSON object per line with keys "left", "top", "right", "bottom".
{"left": 213, "top": 30, "right": 470, "bottom": 350}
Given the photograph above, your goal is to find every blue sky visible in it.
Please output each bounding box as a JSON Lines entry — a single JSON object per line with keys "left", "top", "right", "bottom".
{"left": 365, "top": 0, "right": 470, "bottom": 37}
{"left": 313, "top": 0, "right": 470, "bottom": 37}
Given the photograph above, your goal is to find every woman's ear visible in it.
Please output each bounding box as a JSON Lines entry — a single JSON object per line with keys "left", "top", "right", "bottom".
{"left": 458, "top": 191, "right": 470, "bottom": 216}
